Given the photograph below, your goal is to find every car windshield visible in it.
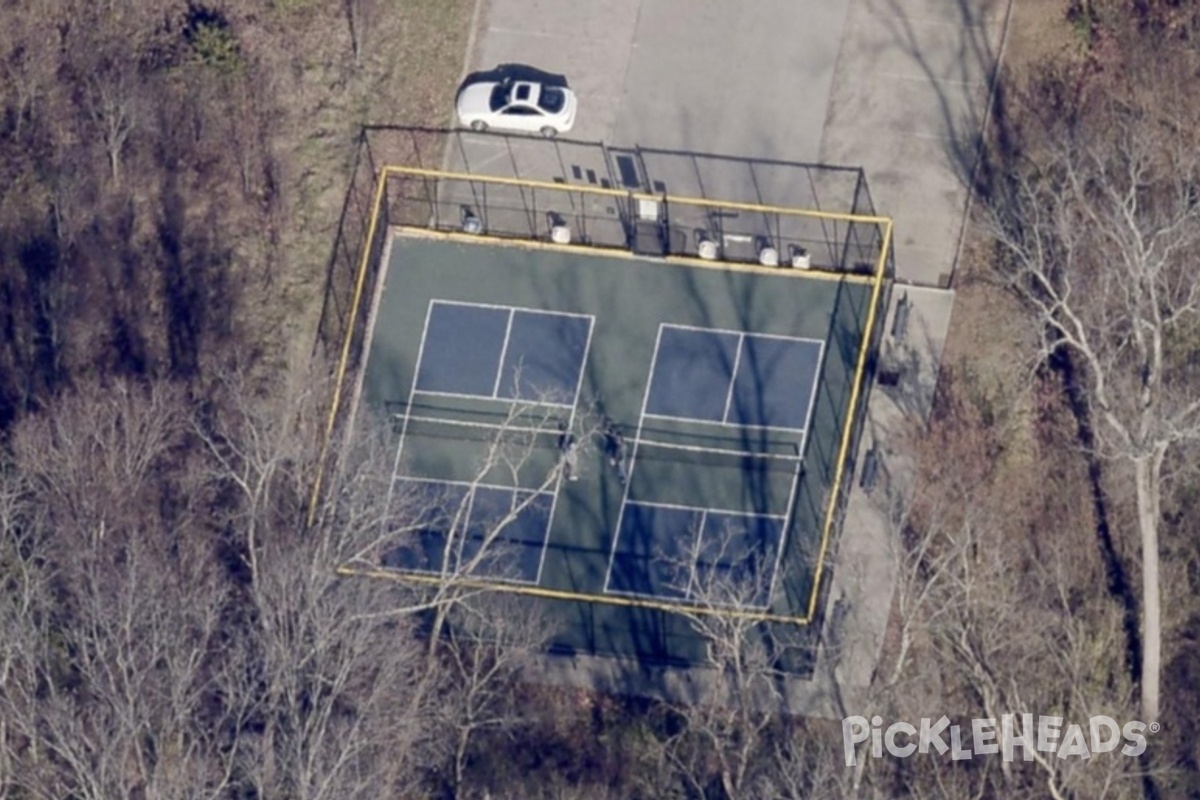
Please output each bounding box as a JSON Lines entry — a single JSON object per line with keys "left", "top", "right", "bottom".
{"left": 538, "top": 86, "right": 566, "bottom": 114}
{"left": 488, "top": 84, "right": 511, "bottom": 112}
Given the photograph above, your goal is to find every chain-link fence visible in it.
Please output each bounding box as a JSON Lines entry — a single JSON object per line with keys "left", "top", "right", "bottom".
{"left": 377, "top": 164, "right": 890, "bottom": 273}
{"left": 311, "top": 131, "right": 896, "bottom": 589}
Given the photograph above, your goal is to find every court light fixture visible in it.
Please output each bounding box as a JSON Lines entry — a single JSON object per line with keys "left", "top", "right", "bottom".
{"left": 789, "top": 245, "right": 812, "bottom": 270}
{"left": 460, "top": 205, "right": 483, "bottom": 234}
{"left": 547, "top": 211, "right": 572, "bottom": 245}
{"left": 757, "top": 236, "right": 779, "bottom": 267}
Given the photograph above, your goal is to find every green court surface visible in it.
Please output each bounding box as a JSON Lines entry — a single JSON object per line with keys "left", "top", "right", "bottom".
{"left": 358, "top": 230, "right": 877, "bottom": 668}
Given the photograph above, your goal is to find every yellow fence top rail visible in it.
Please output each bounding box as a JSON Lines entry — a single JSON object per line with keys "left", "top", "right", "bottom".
{"left": 314, "top": 165, "right": 895, "bottom": 628}
{"left": 383, "top": 164, "right": 892, "bottom": 225}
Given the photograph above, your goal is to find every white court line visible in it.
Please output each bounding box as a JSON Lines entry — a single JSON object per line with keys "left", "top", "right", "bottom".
{"left": 604, "top": 319, "right": 821, "bottom": 594}
{"left": 428, "top": 297, "right": 514, "bottom": 313}
{"left": 394, "top": 473, "right": 557, "bottom": 497}
{"left": 399, "top": 299, "right": 591, "bottom": 586}
{"left": 534, "top": 314, "right": 596, "bottom": 586}
{"left": 604, "top": 502, "right": 789, "bottom": 605}
{"left": 801, "top": 338, "right": 828, "bottom": 449}
{"left": 686, "top": 509, "right": 710, "bottom": 601}
{"left": 386, "top": 301, "right": 440, "bottom": 510}
{"left": 627, "top": 498, "right": 789, "bottom": 522}
{"left": 642, "top": 411, "right": 807, "bottom": 435}
{"left": 413, "top": 388, "right": 576, "bottom": 409}
{"left": 660, "top": 321, "right": 825, "bottom": 347}
{"left": 721, "top": 333, "right": 746, "bottom": 424}
{"left": 649, "top": 326, "right": 823, "bottom": 432}
{"left": 423, "top": 299, "right": 592, "bottom": 403}
{"left": 491, "top": 308, "right": 516, "bottom": 398}
{"left": 418, "top": 300, "right": 506, "bottom": 397}
{"left": 398, "top": 415, "right": 562, "bottom": 439}
{"left": 764, "top": 454, "right": 804, "bottom": 609}
{"left": 692, "top": 507, "right": 790, "bottom": 607}
{"left": 636, "top": 437, "right": 803, "bottom": 461}
{"left": 646, "top": 327, "right": 824, "bottom": 433}
{"left": 603, "top": 324, "right": 665, "bottom": 594}
{"left": 396, "top": 480, "right": 551, "bottom": 585}
{"left": 458, "top": 484, "right": 555, "bottom": 585}
{"left": 501, "top": 309, "right": 598, "bottom": 404}
{"left": 430, "top": 298, "right": 591, "bottom": 320}
{"left": 515, "top": 306, "right": 594, "bottom": 320}
{"left": 764, "top": 336, "right": 829, "bottom": 605}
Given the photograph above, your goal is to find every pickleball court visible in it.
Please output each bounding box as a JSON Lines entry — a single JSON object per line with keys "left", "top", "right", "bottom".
{"left": 353, "top": 227, "right": 880, "bottom": 666}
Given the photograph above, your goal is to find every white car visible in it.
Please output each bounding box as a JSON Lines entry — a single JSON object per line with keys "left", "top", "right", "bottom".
{"left": 455, "top": 79, "right": 578, "bottom": 137}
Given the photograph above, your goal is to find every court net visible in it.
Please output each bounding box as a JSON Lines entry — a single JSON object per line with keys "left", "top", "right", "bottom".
{"left": 397, "top": 414, "right": 802, "bottom": 472}
{"left": 630, "top": 437, "right": 801, "bottom": 474}
{"left": 400, "top": 414, "right": 566, "bottom": 450}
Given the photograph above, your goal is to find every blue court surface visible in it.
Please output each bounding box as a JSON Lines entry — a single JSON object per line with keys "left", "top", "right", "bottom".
{"left": 414, "top": 301, "right": 592, "bottom": 406}
{"left": 383, "top": 479, "right": 554, "bottom": 583}
{"left": 356, "top": 232, "right": 880, "bottom": 668}
{"left": 606, "top": 503, "right": 783, "bottom": 609}
{"left": 645, "top": 325, "right": 823, "bottom": 431}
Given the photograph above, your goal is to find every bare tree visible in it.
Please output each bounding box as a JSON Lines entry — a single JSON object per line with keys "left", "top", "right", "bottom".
{"left": 343, "top": 0, "right": 380, "bottom": 66}
{"left": 0, "top": 468, "right": 46, "bottom": 800}
{"left": 651, "top": 519, "right": 786, "bottom": 799}
{"left": 232, "top": 513, "right": 430, "bottom": 800}
{"left": 808, "top": 365, "right": 1163, "bottom": 799}
{"left": 330, "top": 395, "right": 603, "bottom": 722}
{"left": 192, "top": 366, "right": 320, "bottom": 586}
{"left": 758, "top": 722, "right": 858, "bottom": 800}
{"left": 0, "top": 2, "right": 59, "bottom": 140}
{"left": 434, "top": 594, "right": 555, "bottom": 796}
{"left": 66, "top": 0, "right": 172, "bottom": 187}
{"left": 321, "top": 393, "right": 606, "bottom": 796}
{"left": 84, "top": 64, "right": 140, "bottom": 185}
{"left": 0, "top": 371, "right": 445, "bottom": 800}
{"left": 0, "top": 380, "right": 250, "bottom": 800}
{"left": 193, "top": 366, "right": 434, "bottom": 798}
{"left": 982, "top": 98, "right": 1200, "bottom": 723}
{"left": 4, "top": 523, "right": 246, "bottom": 800}
{"left": 871, "top": 450, "right": 1147, "bottom": 797}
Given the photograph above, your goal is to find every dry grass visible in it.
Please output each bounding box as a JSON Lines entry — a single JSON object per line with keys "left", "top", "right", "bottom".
{"left": 938, "top": 0, "right": 1081, "bottom": 472}
{"left": 1004, "top": 0, "right": 1081, "bottom": 79}
{"left": 225, "top": 0, "right": 479, "bottom": 387}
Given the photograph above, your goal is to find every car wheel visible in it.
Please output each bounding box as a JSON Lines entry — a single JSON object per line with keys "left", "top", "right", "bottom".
{"left": 470, "top": 120, "right": 488, "bottom": 132}
{"left": 540, "top": 126, "right": 558, "bottom": 138}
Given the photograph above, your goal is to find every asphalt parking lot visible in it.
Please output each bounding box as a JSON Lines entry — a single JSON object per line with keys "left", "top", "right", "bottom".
{"left": 452, "top": 0, "right": 1007, "bottom": 285}
{"left": 821, "top": 0, "right": 1009, "bottom": 285}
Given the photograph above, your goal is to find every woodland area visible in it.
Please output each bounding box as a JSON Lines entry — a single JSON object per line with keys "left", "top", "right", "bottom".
{"left": 1, "top": 0, "right": 1199, "bottom": 798}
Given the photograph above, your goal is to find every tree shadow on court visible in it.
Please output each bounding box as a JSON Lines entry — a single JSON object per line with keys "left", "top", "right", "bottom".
{"left": 639, "top": 263, "right": 844, "bottom": 678}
